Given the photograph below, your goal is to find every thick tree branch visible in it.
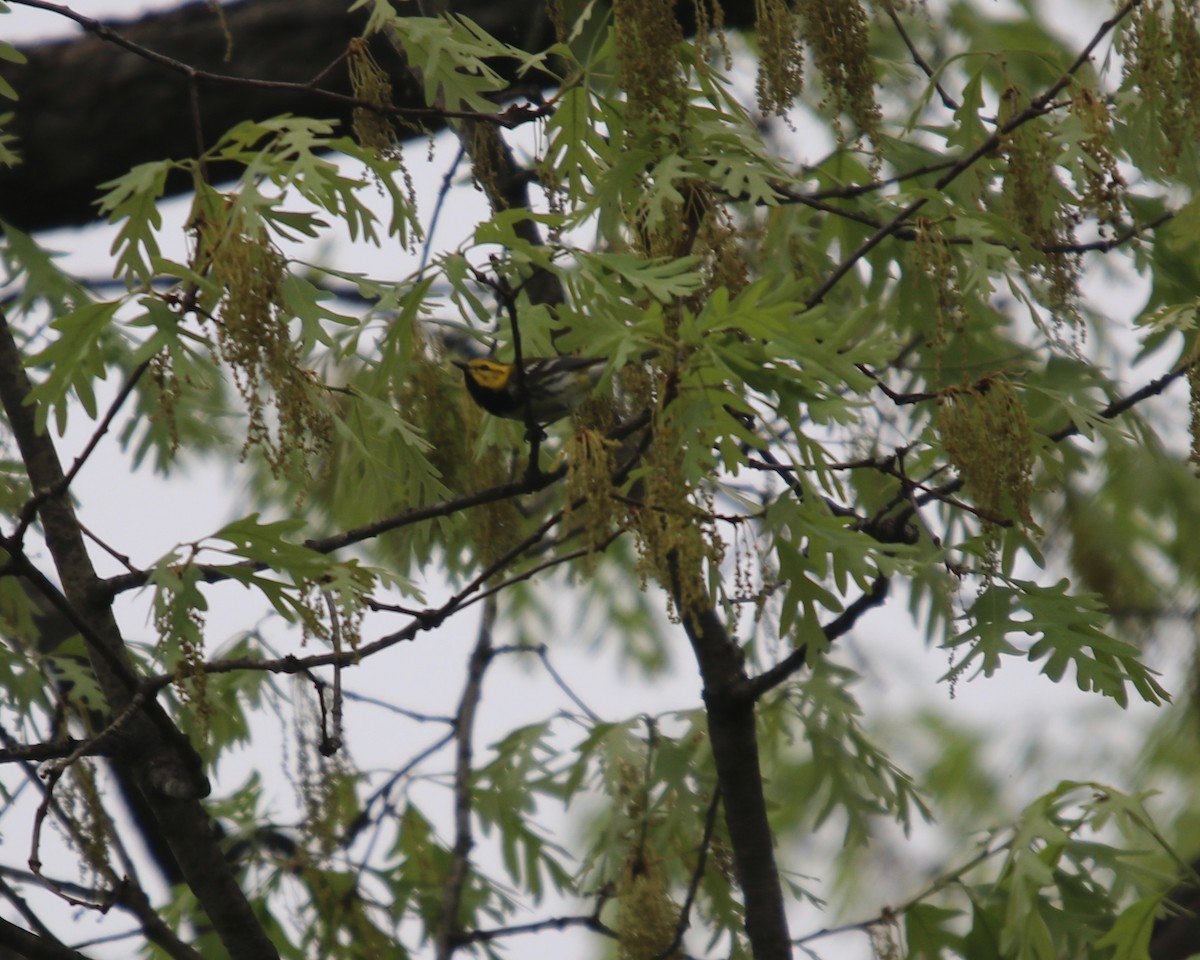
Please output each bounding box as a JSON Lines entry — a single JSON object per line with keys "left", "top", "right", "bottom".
{"left": 0, "top": 309, "right": 279, "bottom": 960}
{"left": 667, "top": 556, "right": 791, "bottom": 960}
{"left": 1, "top": 0, "right": 758, "bottom": 232}
{"left": 435, "top": 595, "right": 496, "bottom": 960}
{"left": 10, "top": 0, "right": 548, "bottom": 127}
{"left": 0, "top": 917, "right": 93, "bottom": 960}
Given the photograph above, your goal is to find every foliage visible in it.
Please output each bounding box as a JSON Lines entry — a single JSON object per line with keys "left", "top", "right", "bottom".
{"left": 1, "top": 2, "right": 1199, "bottom": 960}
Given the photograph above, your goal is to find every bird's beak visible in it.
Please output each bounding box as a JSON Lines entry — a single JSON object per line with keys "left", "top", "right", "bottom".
{"left": 451, "top": 360, "right": 468, "bottom": 371}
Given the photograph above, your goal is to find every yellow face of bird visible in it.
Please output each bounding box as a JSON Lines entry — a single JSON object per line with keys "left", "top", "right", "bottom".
{"left": 463, "top": 358, "right": 514, "bottom": 391}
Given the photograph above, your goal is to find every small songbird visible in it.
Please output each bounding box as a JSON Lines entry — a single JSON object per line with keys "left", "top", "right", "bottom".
{"left": 454, "top": 355, "right": 606, "bottom": 426}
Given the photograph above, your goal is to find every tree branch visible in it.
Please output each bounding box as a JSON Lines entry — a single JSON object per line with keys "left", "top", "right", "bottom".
{"left": 101, "top": 466, "right": 567, "bottom": 596}
{"left": 0, "top": 917, "right": 93, "bottom": 960}
{"left": 2, "top": 0, "right": 758, "bottom": 231}
{"left": 883, "top": 4, "right": 958, "bottom": 111}
{"left": 0, "top": 308, "right": 279, "bottom": 960}
{"left": 453, "top": 910, "right": 616, "bottom": 946}
{"left": 651, "top": 787, "right": 722, "bottom": 960}
{"left": 741, "top": 576, "right": 891, "bottom": 701}
{"left": 804, "top": 0, "right": 1142, "bottom": 309}
{"left": 667, "top": 554, "right": 791, "bottom": 960}
{"left": 10, "top": 0, "right": 550, "bottom": 127}
{"left": 435, "top": 595, "right": 496, "bottom": 960}
{"left": 909, "top": 360, "right": 1193, "bottom": 516}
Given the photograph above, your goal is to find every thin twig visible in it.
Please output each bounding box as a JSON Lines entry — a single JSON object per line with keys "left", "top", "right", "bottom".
{"left": 453, "top": 911, "right": 617, "bottom": 946}
{"left": 651, "top": 788, "right": 723, "bottom": 960}
{"left": 348, "top": 729, "right": 458, "bottom": 849}
{"left": 911, "top": 358, "right": 1192, "bottom": 513}
{"left": 1048, "top": 361, "right": 1192, "bottom": 443}
{"left": 101, "top": 408, "right": 653, "bottom": 599}
{"left": 772, "top": 182, "right": 1172, "bottom": 259}
{"left": 419, "top": 144, "right": 466, "bottom": 277}
{"left": 319, "top": 590, "right": 344, "bottom": 756}
{"left": 804, "top": 0, "right": 1142, "bottom": 308}
{"left": 742, "top": 576, "right": 891, "bottom": 701}
{"left": 78, "top": 521, "right": 139, "bottom": 573}
{"left": 884, "top": 4, "right": 959, "bottom": 111}
{"left": 793, "top": 841, "right": 1003, "bottom": 947}
{"left": 338, "top": 689, "right": 454, "bottom": 724}
{"left": 102, "top": 466, "right": 567, "bottom": 596}
{"left": 14, "top": 359, "right": 151, "bottom": 544}
{"left": 0, "top": 875, "right": 63, "bottom": 947}
{"left": 456, "top": 529, "right": 622, "bottom": 613}
{"left": 534, "top": 644, "right": 602, "bottom": 722}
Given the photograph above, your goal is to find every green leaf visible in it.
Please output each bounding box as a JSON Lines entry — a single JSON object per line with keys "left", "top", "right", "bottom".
{"left": 25, "top": 299, "right": 123, "bottom": 432}
{"left": 905, "top": 903, "right": 965, "bottom": 959}
{"left": 386, "top": 15, "right": 516, "bottom": 113}
{"left": 0, "top": 219, "right": 91, "bottom": 315}
{"left": 575, "top": 250, "right": 705, "bottom": 302}
{"left": 97, "top": 161, "right": 172, "bottom": 286}
{"left": 0, "top": 40, "right": 25, "bottom": 102}
{"left": 1092, "top": 893, "right": 1164, "bottom": 960}
{"left": 211, "top": 514, "right": 329, "bottom": 576}
{"left": 0, "top": 40, "right": 25, "bottom": 65}
{"left": 944, "top": 579, "right": 1169, "bottom": 707}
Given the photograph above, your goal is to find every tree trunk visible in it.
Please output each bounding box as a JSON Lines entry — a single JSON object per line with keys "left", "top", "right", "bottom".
{"left": 0, "top": 0, "right": 755, "bottom": 232}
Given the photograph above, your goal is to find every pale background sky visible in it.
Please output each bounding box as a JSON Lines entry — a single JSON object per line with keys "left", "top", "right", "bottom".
{"left": 2, "top": 2, "right": 1190, "bottom": 958}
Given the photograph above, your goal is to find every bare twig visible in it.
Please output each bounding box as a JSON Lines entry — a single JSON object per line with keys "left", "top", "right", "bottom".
{"left": 453, "top": 911, "right": 617, "bottom": 946}
{"left": 318, "top": 590, "right": 344, "bottom": 756}
{"left": 14, "top": 359, "right": 151, "bottom": 544}
{"left": 27, "top": 692, "right": 153, "bottom": 908}
{"left": 533, "top": 644, "right": 602, "bottom": 722}
{"left": 0, "top": 874, "right": 64, "bottom": 948}
{"left": 742, "top": 576, "right": 891, "bottom": 701}
{"left": 884, "top": 4, "right": 958, "bottom": 111}
{"left": 772, "top": 182, "right": 1172, "bottom": 260}
{"left": 419, "top": 144, "right": 467, "bottom": 276}
{"left": 651, "top": 788, "right": 723, "bottom": 960}
{"left": 349, "top": 729, "right": 458, "bottom": 849}
{"left": 102, "top": 466, "right": 567, "bottom": 596}
{"left": 457, "top": 529, "right": 623, "bottom": 614}
{"left": 793, "top": 840, "right": 1003, "bottom": 948}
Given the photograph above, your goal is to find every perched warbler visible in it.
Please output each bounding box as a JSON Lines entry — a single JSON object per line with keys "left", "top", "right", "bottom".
{"left": 454, "top": 355, "right": 606, "bottom": 426}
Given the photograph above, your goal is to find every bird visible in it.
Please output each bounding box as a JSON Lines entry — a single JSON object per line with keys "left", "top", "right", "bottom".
{"left": 454, "top": 355, "right": 606, "bottom": 427}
